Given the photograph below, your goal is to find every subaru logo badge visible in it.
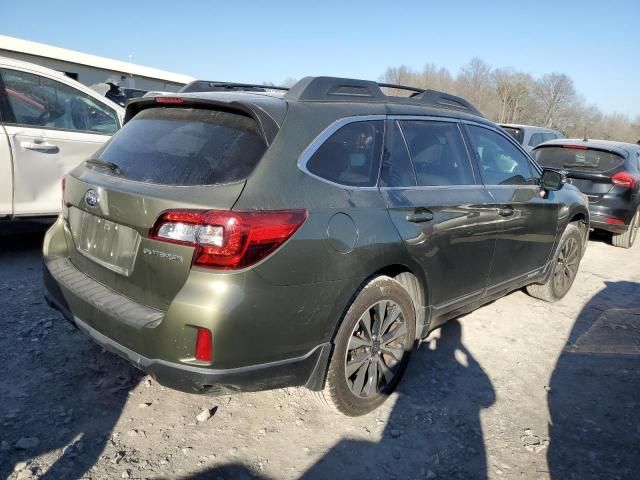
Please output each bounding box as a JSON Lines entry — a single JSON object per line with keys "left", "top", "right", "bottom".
{"left": 84, "top": 190, "right": 99, "bottom": 208}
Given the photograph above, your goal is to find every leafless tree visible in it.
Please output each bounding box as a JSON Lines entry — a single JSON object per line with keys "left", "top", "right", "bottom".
{"left": 371, "top": 59, "right": 638, "bottom": 143}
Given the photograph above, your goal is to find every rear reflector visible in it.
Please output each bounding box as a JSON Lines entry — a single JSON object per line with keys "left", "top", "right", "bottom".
{"left": 154, "top": 96, "right": 184, "bottom": 104}
{"left": 149, "top": 209, "right": 308, "bottom": 269}
{"left": 61, "top": 176, "right": 66, "bottom": 207}
{"left": 562, "top": 144, "right": 589, "bottom": 150}
{"left": 611, "top": 171, "right": 637, "bottom": 188}
{"left": 195, "top": 328, "right": 212, "bottom": 361}
{"left": 605, "top": 217, "right": 625, "bottom": 225}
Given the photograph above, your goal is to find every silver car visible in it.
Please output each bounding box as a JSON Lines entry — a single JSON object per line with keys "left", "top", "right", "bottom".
{"left": 500, "top": 124, "right": 564, "bottom": 153}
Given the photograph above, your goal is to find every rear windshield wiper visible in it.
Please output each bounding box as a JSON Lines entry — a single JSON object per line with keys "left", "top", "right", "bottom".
{"left": 562, "top": 163, "right": 598, "bottom": 169}
{"left": 85, "top": 158, "right": 123, "bottom": 176}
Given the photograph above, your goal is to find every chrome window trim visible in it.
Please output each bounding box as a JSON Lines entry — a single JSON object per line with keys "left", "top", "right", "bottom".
{"left": 297, "top": 114, "right": 386, "bottom": 190}
{"left": 379, "top": 184, "right": 487, "bottom": 191}
{"left": 388, "top": 115, "right": 459, "bottom": 122}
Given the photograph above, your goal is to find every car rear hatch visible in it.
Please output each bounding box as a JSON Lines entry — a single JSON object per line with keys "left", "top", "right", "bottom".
{"left": 533, "top": 144, "right": 627, "bottom": 204}
{"left": 62, "top": 97, "right": 278, "bottom": 311}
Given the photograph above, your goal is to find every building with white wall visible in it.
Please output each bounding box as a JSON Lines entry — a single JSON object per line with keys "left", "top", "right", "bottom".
{"left": 0, "top": 35, "right": 194, "bottom": 92}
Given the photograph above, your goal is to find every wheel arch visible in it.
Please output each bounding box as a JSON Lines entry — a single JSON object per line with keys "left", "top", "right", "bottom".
{"left": 330, "top": 264, "right": 429, "bottom": 343}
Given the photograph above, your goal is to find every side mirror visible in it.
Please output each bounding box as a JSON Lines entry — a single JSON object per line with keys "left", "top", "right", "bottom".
{"left": 540, "top": 169, "right": 566, "bottom": 191}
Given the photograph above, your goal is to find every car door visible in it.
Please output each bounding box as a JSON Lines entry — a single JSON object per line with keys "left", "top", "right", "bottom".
{"left": 380, "top": 117, "right": 498, "bottom": 316}
{"left": 464, "top": 122, "right": 558, "bottom": 290}
{"left": 0, "top": 67, "right": 120, "bottom": 216}
{"left": 0, "top": 74, "right": 13, "bottom": 216}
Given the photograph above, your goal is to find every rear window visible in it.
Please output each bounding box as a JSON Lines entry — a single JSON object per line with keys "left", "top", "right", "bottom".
{"left": 533, "top": 146, "right": 625, "bottom": 173}
{"left": 95, "top": 107, "right": 266, "bottom": 186}
{"left": 502, "top": 126, "right": 524, "bottom": 145}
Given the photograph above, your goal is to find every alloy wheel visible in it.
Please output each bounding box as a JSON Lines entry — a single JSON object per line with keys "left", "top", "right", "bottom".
{"left": 344, "top": 300, "right": 408, "bottom": 398}
{"left": 553, "top": 236, "right": 580, "bottom": 294}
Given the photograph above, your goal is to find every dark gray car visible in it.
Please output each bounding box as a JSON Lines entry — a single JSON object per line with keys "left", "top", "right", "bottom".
{"left": 43, "top": 76, "right": 589, "bottom": 415}
{"left": 533, "top": 139, "right": 640, "bottom": 248}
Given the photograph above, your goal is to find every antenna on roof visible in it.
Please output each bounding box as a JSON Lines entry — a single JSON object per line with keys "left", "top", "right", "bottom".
{"left": 583, "top": 126, "right": 588, "bottom": 142}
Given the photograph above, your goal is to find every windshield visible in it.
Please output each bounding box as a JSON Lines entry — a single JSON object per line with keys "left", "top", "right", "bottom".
{"left": 94, "top": 107, "right": 266, "bottom": 186}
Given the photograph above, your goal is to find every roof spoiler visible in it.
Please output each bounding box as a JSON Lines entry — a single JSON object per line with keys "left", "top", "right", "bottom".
{"left": 123, "top": 96, "right": 281, "bottom": 145}
{"left": 284, "top": 76, "right": 483, "bottom": 117}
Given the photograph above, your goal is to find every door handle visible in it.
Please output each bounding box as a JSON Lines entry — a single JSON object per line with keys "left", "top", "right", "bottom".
{"left": 20, "top": 141, "right": 59, "bottom": 153}
{"left": 498, "top": 207, "right": 515, "bottom": 217}
{"left": 406, "top": 209, "right": 434, "bottom": 223}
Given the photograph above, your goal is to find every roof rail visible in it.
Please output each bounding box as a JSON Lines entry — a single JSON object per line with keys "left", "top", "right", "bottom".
{"left": 284, "top": 76, "right": 483, "bottom": 117}
{"left": 179, "top": 80, "right": 289, "bottom": 94}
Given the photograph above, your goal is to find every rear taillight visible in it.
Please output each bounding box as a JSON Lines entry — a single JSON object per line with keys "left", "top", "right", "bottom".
{"left": 149, "top": 209, "right": 308, "bottom": 270}
{"left": 194, "top": 327, "right": 212, "bottom": 361}
{"left": 605, "top": 217, "right": 625, "bottom": 225}
{"left": 611, "top": 171, "right": 637, "bottom": 188}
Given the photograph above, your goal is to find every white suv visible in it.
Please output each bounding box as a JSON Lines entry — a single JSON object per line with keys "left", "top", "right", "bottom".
{"left": 0, "top": 57, "right": 124, "bottom": 218}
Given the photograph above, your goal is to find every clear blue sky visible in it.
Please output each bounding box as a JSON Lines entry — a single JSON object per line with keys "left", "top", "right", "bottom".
{"left": 1, "top": 0, "right": 638, "bottom": 117}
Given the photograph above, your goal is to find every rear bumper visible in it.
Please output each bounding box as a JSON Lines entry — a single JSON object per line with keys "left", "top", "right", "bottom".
{"left": 590, "top": 218, "right": 629, "bottom": 234}
{"left": 588, "top": 204, "right": 637, "bottom": 234}
{"left": 43, "top": 261, "right": 331, "bottom": 395}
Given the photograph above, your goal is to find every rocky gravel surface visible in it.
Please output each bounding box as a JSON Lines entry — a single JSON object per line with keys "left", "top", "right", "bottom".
{"left": 0, "top": 224, "right": 639, "bottom": 479}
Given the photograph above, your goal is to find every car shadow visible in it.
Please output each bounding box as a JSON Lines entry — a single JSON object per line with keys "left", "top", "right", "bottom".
{"left": 0, "top": 229, "right": 143, "bottom": 480}
{"left": 179, "top": 319, "right": 496, "bottom": 480}
{"left": 547, "top": 280, "right": 640, "bottom": 480}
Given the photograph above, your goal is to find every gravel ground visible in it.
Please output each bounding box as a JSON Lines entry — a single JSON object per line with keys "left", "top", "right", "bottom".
{"left": 0, "top": 223, "right": 639, "bottom": 480}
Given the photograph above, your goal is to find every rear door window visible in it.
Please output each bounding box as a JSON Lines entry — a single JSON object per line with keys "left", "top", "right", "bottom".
{"left": 399, "top": 120, "right": 475, "bottom": 186}
{"left": 468, "top": 125, "right": 539, "bottom": 185}
{"left": 380, "top": 120, "right": 416, "bottom": 187}
{"left": 306, "top": 120, "right": 384, "bottom": 187}
{"left": 542, "top": 132, "right": 556, "bottom": 142}
{"left": 94, "top": 107, "right": 266, "bottom": 186}
{"left": 533, "top": 146, "right": 626, "bottom": 173}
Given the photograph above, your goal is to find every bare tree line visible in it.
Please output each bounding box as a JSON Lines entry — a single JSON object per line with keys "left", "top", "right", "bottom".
{"left": 380, "top": 58, "right": 640, "bottom": 143}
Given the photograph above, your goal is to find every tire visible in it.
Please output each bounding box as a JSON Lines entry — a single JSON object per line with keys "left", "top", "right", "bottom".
{"left": 611, "top": 209, "right": 639, "bottom": 249}
{"left": 318, "top": 276, "right": 416, "bottom": 416}
{"left": 526, "top": 223, "right": 583, "bottom": 302}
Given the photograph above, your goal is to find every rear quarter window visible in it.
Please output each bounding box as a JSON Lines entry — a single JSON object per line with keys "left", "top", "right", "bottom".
{"left": 502, "top": 127, "right": 524, "bottom": 145}
{"left": 305, "top": 120, "right": 384, "bottom": 187}
{"left": 533, "top": 146, "right": 626, "bottom": 173}
{"left": 95, "top": 107, "right": 266, "bottom": 186}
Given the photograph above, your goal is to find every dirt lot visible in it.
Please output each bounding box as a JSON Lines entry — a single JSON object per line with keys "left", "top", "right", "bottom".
{"left": 1, "top": 223, "right": 639, "bottom": 480}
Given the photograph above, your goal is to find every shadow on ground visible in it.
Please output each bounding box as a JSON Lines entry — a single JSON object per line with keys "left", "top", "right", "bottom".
{"left": 547, "top": 280, "right": 640, "bottom": 480}
{"left": 182, "top": 319, "right": 496, "bottom": 480}
{"left": 0, "top": 229, "right": 143, "bottom": 479}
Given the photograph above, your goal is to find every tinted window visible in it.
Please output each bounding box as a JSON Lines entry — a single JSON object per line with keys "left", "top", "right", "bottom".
{"left": 528, "top": 132, "right": 544, "bottom": 147}
{"left": 502, "top": 126, "right": 524, "bottom": 144}
{"left": 533, "top": 146, "right": 625, "bottom": 174}
{"left": 306, "top": 120, "right": 384, "bottom": 187}
{"left": 542, "top": 132, "right": 556, "bottom": 142}
{"left": 0, "top": 68, "right": 118, "bottom": 134}
{"left": 96, "top": 107, "right": 266, "bottom": 186}
{"left": 468, "top": 125, "right": 538, "bottom": 185}
{"left": 380, "top": 121, "right": 416, "bottom": 187}
{"left": 400, "top": 120, "right": 475, "bottom": 186}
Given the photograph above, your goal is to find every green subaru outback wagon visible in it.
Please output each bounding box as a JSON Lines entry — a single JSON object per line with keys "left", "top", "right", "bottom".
{"left": 44, "top": 76, "right": 589, "bottom": 415}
